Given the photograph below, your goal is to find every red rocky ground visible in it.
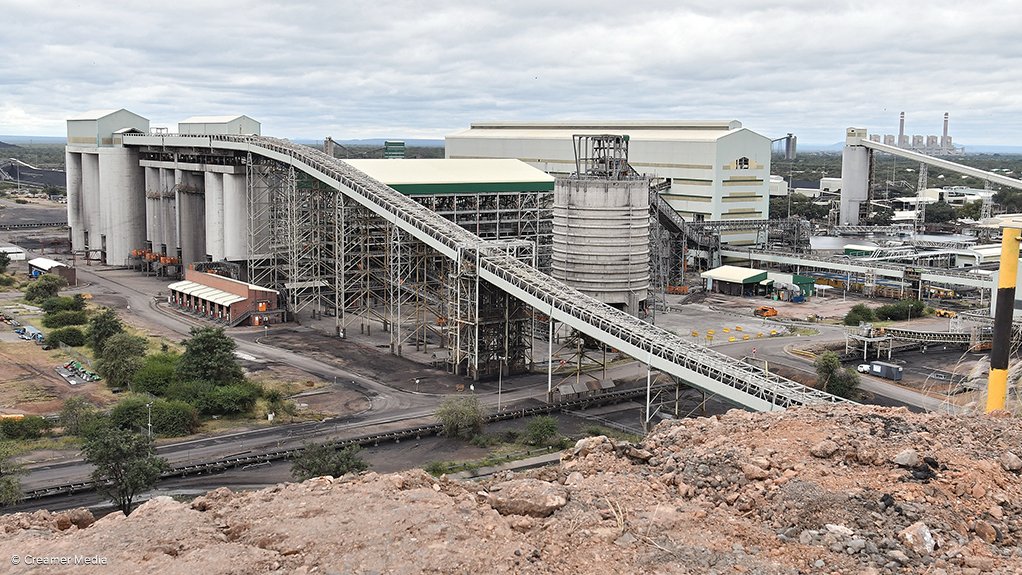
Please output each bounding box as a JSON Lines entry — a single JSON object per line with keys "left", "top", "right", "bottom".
{"left": 1, "top": 405, "right": 1020, "bottom": 574}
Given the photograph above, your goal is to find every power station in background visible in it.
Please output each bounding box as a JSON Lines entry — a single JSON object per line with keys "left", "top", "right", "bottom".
{"left": 868, "top": 112, "right": 963, "bottom": 157}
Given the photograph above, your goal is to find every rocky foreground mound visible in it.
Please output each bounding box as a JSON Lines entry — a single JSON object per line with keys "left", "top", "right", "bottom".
{"left": 3, "top": 405, "right": 1022, "bottom": 574}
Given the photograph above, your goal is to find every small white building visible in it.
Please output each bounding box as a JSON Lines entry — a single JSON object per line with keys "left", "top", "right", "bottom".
{"left": 178, "top": 115, "right": 261, "bottom": 136}
{"left": 0, "top": 245, "right": 26, "bottom": 261}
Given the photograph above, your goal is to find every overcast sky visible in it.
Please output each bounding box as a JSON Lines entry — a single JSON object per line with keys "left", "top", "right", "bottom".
{"left": 2, "top": 1, "right": 1020, "bottom": 145}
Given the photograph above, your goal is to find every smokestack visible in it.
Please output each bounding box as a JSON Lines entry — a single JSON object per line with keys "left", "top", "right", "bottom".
{"left": 898, "top": 112, "right": 907, "bottom": 147}
{"left": 942, "top": 112, "right": 950, "bottom": 149}
{"left": 943, "top": 112, "right": 949, "bottom": 138}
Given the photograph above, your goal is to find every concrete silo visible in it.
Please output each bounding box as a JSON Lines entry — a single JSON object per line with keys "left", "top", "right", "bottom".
{"left": 551, "top": 135, "right": 649, "bottom": 314}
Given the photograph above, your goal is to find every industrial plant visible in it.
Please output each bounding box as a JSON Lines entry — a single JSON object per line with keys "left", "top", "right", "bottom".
{"left": 61, "top": 108, "right": 1022, "bottom": 416}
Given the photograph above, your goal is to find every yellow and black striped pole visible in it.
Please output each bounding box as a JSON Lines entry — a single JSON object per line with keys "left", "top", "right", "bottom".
{"left": 988, "top": 223, "right": 1022, "bottom": 412}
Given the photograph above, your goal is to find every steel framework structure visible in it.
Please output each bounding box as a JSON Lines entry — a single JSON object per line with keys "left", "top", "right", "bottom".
{"left": 123, "top": 132, "right": 850, "bottom": 411}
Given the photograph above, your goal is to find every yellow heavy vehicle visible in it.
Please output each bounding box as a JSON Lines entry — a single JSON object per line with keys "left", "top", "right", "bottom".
{"left": 934, "top": 309, "right": 957, "bottom": 318}
{"left": 753, "top": 306, "right": 778, "bottom": 318}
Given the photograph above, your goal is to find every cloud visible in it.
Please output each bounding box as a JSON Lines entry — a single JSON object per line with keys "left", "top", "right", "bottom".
{"left": 1, "top": 0, "right": 1020, "bottom": 145}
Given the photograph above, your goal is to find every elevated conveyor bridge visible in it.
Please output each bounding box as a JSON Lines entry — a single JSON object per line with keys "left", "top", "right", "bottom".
{"left": 124, "top": 133, "right": 848, "bottom": 412}
{"left": 720, "top": 248, "right": 995, "bottom": 290}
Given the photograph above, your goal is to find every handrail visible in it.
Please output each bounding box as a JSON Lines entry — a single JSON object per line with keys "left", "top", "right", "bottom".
{"left": 122, "top": 133, "right": 848, "bottom": 411}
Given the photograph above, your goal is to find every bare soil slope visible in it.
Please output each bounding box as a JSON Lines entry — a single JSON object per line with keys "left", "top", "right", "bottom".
{"left": 2, "top": 405, "right": 1021, "bottom": 574}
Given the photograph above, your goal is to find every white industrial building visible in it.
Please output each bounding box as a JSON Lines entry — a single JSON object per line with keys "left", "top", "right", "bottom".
{"left": 446, "top": 121, "right": 772, "bottom": 243}
{"left": 179, "top": 115, "right": 261, "bottom": 136}
{"left": 66, "top": 109, "right": 260, "bottom": 266}
{"left": 65, "top": 109, "right": 150, "bottom": 264}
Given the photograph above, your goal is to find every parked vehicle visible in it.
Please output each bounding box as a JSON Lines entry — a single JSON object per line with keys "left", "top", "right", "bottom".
{"left": 934, "top": 309, "right": 957, "bottom": 318}
{"left": 866, "top": 361, "right": 903, "bottom": 381}
{"left": 856, "top": 364, "right": 870, "bottom": 373}
{"left": 754, "top": 306, "right": 778, "bottom": 317}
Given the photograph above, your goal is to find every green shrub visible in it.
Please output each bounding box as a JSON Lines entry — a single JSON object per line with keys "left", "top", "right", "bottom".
{"left": 14, "top": 198, "right": 27, "bottom": 205}
{"left": 41, "top": 295, "right": 85, "bottom": 313}
{"left": 163, "top": 380, "right": 215, "bottom": 404}
{"left": 199, "top": 382, "right": 261, "bottom": 416}
{"left": 133, "top": 353, "right": 180, "bottom": 396}
{"left": 290, "top": 444, "right": 369, "bottom": 481}
{"left": 42, "top": 310, "right": 88, "bottom": 328}
{"left": 150, "top": 400, "right": 200, "bottom": 437}
{"left": 434, "top": 396, "right": 485, "bottom": 439}
{"left": 46, "top": 326, "right": 86, "bottom": 347}
{"left": 843, "top": 304, "right": 876, "bottom": 326}
{"left": 469, "top": 434, "right": 499, "bottom": 448}
{"left": 110, "top": 395, "right": 199, "bottom": 437}
{"left": 24, "top": 274, "right": 67, "bottom": 302}
{"left": 875, "top": 299, "right": 925, "bottom": 321}
{"left": 424, "top": 461, "right": 454, "bottom": 476}
{"left": 0, "top": 415, "right": 51, "bottom": 439}
{"left": 0, "top": 275, "right": 15, "bottom": 287}
{"left": 164, "top": 380, "right": 261, "bottom": 416}
{"left": 524, "top": 416, "right": 559, "bottom": 445}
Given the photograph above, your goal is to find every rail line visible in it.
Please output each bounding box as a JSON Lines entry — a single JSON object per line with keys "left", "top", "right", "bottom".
{"left": 123, "top": 132, "right": 848, "bottom": 412}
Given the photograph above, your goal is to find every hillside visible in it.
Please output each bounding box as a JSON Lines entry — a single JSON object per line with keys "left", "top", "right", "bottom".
{"left": 2, "top": 405, "right": 1020, "bottom": 574}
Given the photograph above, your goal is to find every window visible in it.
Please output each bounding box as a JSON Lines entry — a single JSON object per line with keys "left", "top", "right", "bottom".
{"left": 736, "top": 157, "right": 750, "bottom": 170}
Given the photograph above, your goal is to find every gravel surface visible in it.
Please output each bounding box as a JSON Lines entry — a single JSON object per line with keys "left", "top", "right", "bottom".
{"left": 2, "top": 405, "right": 1020, "bottom": 574}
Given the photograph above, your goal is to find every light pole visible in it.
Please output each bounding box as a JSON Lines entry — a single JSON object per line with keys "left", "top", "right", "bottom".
{"left": 415, "top": 378, "right": 420, "bottom": 392}
{"left": 146, "top": 402, "right": 153, "bottom": 439}
{"left": 497, "top": 356, "right": 506, "bottom": 412}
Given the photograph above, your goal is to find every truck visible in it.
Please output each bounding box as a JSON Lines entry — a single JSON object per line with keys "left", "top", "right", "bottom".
{"left": 864, "top": 360, "right": 903, "bottom": 381}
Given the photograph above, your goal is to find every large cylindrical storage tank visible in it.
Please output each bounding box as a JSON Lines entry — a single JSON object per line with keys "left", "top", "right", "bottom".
{"left": 81, "top": 153, "right": 100, "bottom": 250}
{"left": 204, "top": 172, "right": 225, "bottom": 260}
{"left": 551, "top": 177, "right": 650, "bottom": 314}
{"left": 176, "top": 170, "right": 205, "bottom": 267}
{"left": 65, "top": 151, "right": 85, "bottom": 250}
{"left": 222, "top": 172, "right": 249, "bottom": 260}
{"left": 99, "top": 148, "right": 146, "bottom": 265}
{"left": 160, "top": 169, "right": 178, "bottom": 254}
{"left": 840, "top": 128, "right": 870, "bottom": 226}
{"left": 144, "top": 167, "right": 160, "bottom": 248}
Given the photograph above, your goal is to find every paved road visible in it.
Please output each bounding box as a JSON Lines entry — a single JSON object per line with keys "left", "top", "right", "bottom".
{"left": 23, "top": 265, "right": 608, "bottom": 491}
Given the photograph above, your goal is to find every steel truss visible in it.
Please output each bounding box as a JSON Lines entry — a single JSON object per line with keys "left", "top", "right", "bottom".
{"left": 122, "top": 132, "right": 849, "bottom": 411}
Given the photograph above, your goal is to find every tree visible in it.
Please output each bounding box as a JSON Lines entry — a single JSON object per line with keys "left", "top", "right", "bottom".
{"left": 133, "top": 352, "right": 180, "bottom": 396}
{"left": 0, "top": 252, "right": 9, "bottom": 275}
{"left": 59, "top": 397, "right": 99, "bottom": 436}
{"left": 24, "top": 274, "right": 67, "bottom": 302}
{"left": 291, "top": 443, "right": 368, "bottom": 481}
{"left": 814, "top": 351, "right": 860, "bottom": 400}
{"left": 924, "top": 200, "right": 957, "bottom": 224}
{"left": 0, "top": 442, "right": 22, "bottom": 507}
{"left": 843, "top": 304, "right": 876, "bottom": 326}
{"left": 81, "top": 426, "right": 168, "bottom": 515}
{"left": 435, "top": 396, "right": 485, "bottom": 439}
{"left": 863, "top": 206, "right": 894, "bottom": 226}
{"left": 176, "top": 327, "right": 244, "bottom": 384}
{"left": 87, "top": 308, "right": 123, "bottom": 354}
{"left": 524, "top": 416, "right": 559, "bottom": 445}
{"left": 994, "top": 189, "right": 1022, "bottom": 212}
{"left": 95, "top": 333, "right": 148, "bottom": 391}
{"left": 959, "top": 200, "right": 983, "bottom": 221}
{"left": 0, "top": 416, "right": 50, "bottom": 439}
